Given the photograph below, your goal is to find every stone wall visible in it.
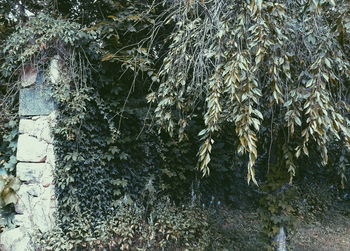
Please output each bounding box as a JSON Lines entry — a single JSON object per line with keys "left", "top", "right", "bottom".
{"left": 0, "top": 62, "right": 58, "bottom": 250}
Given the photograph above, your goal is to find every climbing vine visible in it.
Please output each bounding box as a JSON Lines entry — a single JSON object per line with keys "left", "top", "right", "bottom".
{"left": 0, "top": 9, "right": 214, "bottom": 249}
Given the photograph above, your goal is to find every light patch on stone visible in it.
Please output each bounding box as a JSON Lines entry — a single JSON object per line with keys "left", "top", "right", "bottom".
{"left": 49, "top": 55, "right": 61, "bottom": 84}
{"left": 13, "top": 215, "right": 30, "bottom": 227}
{"left": 15, "top": 185, "right": 42, "bottom": 214}
{"left": 28, "top": 198, "right": 54, "bottom": 232}
{"left": 48, "top": 110, "right": 58, "bottom": 125}
{"left": 17, "top": 163, "right": 45, "bottom": 183}
{"left": 41, "top": 166, "right": 54, "bottom": 187}
{"left": 46, "top": 144, "right": 56, "bottom": 167}
{"left": 19, "top": 117, "right": 53, "bottom": 143}
{"left": 15, "top": 185, "right": 55, "bottom": 232}
{"left": 18, "top": 119, "right": 34, "bottom": 134}
{"left": 0, "top": 228, "right": 32, "bottom": 251}
{"left": 16, "top": 135, "right": 48, "bottom": 162}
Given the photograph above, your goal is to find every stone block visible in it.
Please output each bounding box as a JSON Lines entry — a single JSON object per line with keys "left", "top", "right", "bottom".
{"left": 19, "top": 87, "right": 55, "bottom": 116}
{"left": 46, "top": 144, "right": 56, "bottom": 167}
{"left": 10, "top": 62, "right": 58, "bottom": 251}
{"left": 16, "top": 135, "right": 48, "bottom": 162}
{"left": 13, "top": 215, "right": 30, "bottom": 227}
{"left": 17, "top": 163, "right": 46, "bottom": 183}
{"left": 15, "top": 184, "right": 43, "bottom": 214}
{"left": 274, "top": 227, "right": 287, "bottom": 251}
{"left": 32, "top": 198, "right": 55, "bottom": 232}
{"left": 19, "top": 117, "right": 53, "bottom": 143}
{"left": 0, "top": 227, "right": 33, "bottom": 251}
{"left": 41, "top": 167, "right": 54, "bottom": 187}
{"left": 49, "top": 56, "right": 61, "bottom": 84}
{"left": 18, "top": 119, "right": 34, "bottom": 134}
{"left": 21, "top": 66, "right": 37, "bottom": 88}
{"left": 15, "top": 184, "right": 55, "bottom": 232}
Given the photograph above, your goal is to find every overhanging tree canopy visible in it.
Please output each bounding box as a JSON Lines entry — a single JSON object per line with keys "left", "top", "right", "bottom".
{"left": 147, "top": 0, "right": 350, "bottom": 184}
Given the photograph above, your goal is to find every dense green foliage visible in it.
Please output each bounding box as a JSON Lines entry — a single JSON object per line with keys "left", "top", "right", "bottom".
{"left": 1, "top": 0, "right": 350, "bottom": 249}
{"left": 0, "top": 4, "right": 212, "bottom": 248}
{"left": 147, "top": 0, "right": 350, "bottom": 185}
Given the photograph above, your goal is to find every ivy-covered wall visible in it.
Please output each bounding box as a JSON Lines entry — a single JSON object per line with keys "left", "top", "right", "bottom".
{"left": 0, "top": 14, "right": 214, "bottom": 250}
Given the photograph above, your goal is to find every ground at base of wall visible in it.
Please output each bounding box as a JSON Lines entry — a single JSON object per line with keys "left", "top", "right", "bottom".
{"left": 289, "top": 202, "right": 350, "bottom": 251}
{"left": 1, "top": 193, "right": 350, "bottom": 250}
{"left": 207, "top": 201, "right": 350, "bottom": 251}
{"left": 1, "top": 204, "right": 350, "bottom": 251}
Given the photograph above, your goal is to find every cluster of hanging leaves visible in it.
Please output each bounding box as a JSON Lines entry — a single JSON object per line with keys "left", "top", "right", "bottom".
{"left": 147, "top": 0, "right": 350, "bottom": 184}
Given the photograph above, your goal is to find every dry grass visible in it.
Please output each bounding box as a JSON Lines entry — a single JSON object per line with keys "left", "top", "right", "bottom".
{"left": 290, "top": 201, "right": 350, "bottom": 251}
{"left": 208, "top": 200, "right": 350, "bottom": 251}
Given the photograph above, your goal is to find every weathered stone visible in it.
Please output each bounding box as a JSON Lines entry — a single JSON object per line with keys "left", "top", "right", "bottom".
{"left": 49, "top": 55, "right": 61, "bottom": 84}
{"left": 28, "top": 185, "right": 43, "bottom": 198}
{"left": 19, "top": 117, "right": 53, "bottom": 143}
{"left": 13, "top": 215, "right": 30, "bottom": 227}
{"left": 16, "top": 192, "right": 55, "bottom": 232}
{"left": 21, "top": 66, "right": 37, "bottom": 88}
{"left": 41, "top": 167, "right": 54, "bottom": 187}
{"left": 18, "top": 119, "right": 34, "bottom": 134}
{"left": 16, "top": 163, "right": 45, "bottom": 183}
{"left": 6, "top": 60, "right": 59, "bottom": 251}
{"left": 16, "top": 135, "right": 48, "bottom": 163}
{"left": 0, "top": 227, "right": 33, "bottom": 251}
{"left": 48, "top": 110, "right": 58, "bottom": 122}
{"left": 15, "top": 184, "right": 43, "bottom": 214}
{"left": 46, "top": 144, "right": 56, "bottom": 167}
{"left": 274, "top": 227, "right": 287, "bottom": 251}
{"left": 31, "top": 197, "right": 55, "bottom": 232}
{"left": 43, "top": 186, "right": 55, "bottom": 200}
{"left": 14, "top": 190, "right": 55, "bottom": 232}
{"left": 19, "top": 87, "right": 55, "bottom": 116}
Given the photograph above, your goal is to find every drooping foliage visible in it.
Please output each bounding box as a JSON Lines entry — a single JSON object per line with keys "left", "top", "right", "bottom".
{"left": 148, "top": 0, "right": 350, "bottom": 184}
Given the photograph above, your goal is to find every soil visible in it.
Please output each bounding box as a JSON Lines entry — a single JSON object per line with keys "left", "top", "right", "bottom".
{"left": 290, "top": 202, "right": 350, "bottom": 251}
{"left": 212, "top": 200, "right": 350, "bottom": 251}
